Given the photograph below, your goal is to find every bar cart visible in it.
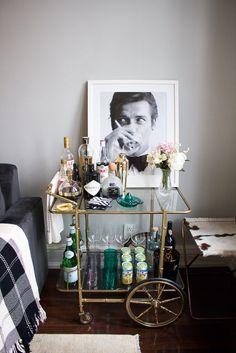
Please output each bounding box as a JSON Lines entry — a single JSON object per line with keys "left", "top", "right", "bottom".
{"left": 46, "top": 185, "right": 191, "bottom": 327}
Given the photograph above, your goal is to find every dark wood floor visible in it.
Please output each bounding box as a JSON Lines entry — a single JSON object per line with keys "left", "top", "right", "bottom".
{"left": 38, "top": 268, "right": 236, "bottom": 353}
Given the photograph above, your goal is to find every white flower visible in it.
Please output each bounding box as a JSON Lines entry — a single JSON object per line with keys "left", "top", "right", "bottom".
{"left": 169, "top": 152, "right": 187, "bottom": 171}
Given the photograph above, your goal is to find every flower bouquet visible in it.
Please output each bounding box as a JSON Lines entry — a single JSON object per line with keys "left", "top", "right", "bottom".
{"left": 147, "top": 143, "right": 189, "bottom": 193}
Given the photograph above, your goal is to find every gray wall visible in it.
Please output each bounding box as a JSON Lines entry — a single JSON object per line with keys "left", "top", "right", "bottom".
{"left": 1, "top": 0, "right": 236, "bottom": 221}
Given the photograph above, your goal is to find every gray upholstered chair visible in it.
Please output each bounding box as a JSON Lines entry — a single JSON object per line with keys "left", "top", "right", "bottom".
{"left": 0, "top": 163, "right": 48, "bottom": 293}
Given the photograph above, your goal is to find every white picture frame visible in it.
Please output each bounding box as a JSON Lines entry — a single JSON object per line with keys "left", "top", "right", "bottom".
{"left": 88, "top": 80, "right": 179, "bottom": 188}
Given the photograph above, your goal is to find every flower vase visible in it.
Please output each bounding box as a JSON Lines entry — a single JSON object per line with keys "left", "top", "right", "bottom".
{"left": 159, "top": 168, "right": 172, "bottom": 196}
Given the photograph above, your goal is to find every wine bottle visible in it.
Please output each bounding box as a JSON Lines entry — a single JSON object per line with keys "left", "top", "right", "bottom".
{"left": 62, "top": 236, "right": 78, "bottom": 289}
{"left": 96, "top": 139, "right": 109, "bottom": 183}
{"left": 61, "top": 136, "right": 74, "bottom": 172}
{"left": 165, "top": 221, "right": 176, "bottom": 249}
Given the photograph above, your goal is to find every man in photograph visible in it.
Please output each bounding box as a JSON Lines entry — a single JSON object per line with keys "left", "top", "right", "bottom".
{"left": 105, "top": 92, "right": 158, "bottom": 173}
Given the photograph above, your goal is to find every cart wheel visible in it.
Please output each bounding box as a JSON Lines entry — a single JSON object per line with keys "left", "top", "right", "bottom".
{"left": 79, "top": 312, "right": 93, "bottom": 324}
{"left": 126, "top": 278, "right": 185, "bottom": 327}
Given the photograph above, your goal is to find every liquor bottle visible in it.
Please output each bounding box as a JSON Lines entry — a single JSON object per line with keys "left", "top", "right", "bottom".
{"left": 72, "top": 163, "right": 80, "bottom": 183}
{"left": 96, "top": 139, "right": 109, "bottom": 183}
{"left": 61, "top": 136, "right": 74, "bottom": 172}
{"left": 165, "top": 221, "right": 176, "bottom": 249}
{"left": 101, "top": 163, "right": 123, "bottom": 198}
{"left": 58, "top": 159, "right": 67, "bottom": 188}
{"left": 149, "top": 226, "right": 161, "bottom": 250}
{"left": 58, "top": 169, "right": 82, "bottom": 200}
{"left": 62, "top": 236, "right": 78, "bottom": 289}
{"left": 78, "top": 137, "right": 93, "bottom": 183}
{"left": 83, "top": 162, "right": 101, "bottom": 200}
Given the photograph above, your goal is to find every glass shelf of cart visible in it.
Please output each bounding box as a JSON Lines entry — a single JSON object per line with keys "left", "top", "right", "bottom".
{"left": 49, "top": 187, "right": 190, "bottom": 215}
{"left": 81, "top": 187, "right": 190, "bottom": 215}
{"left": 57, "top": 251, "right": 184, "bottom": 293}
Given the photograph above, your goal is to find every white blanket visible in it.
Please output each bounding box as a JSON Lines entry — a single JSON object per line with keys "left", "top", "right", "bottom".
{"left": 0, "top": 224, "right": 46, "bottom": 353}
{"left": 46, "top": 172, "right": 64, "bottom": 244}
{"left": 0, "top": 223, "right": 39, "bottom": 298}
{"left": 185, "top": 217, "right": 236, "bottom": 257}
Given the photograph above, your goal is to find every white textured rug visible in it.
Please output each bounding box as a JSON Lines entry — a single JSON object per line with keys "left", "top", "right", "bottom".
{"left": 30, "top": 334, "right": 141, "bottom": 353}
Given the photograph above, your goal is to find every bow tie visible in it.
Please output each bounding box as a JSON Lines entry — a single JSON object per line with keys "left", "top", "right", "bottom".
{"left": 127, "top": 155, "right": 148, "bottom": 172}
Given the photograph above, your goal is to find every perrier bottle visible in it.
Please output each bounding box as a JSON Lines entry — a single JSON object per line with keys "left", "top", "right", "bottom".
{"left": 62, "top": 236, "right": 78, "bottom": 289}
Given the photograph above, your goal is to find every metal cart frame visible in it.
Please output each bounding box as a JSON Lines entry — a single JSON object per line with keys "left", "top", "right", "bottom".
{"left": 47, "top": 185, "right": 191, "bottom": 327}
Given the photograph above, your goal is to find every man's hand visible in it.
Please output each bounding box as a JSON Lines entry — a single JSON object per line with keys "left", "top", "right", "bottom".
{"left": 105, "top": 127, "right": 141, "bottom": 161}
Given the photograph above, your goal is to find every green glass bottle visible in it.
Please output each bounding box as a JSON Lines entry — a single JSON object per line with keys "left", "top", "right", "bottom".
{"left": 70, "top": 217, "right": 84, "bottom": 257}
{"left": 62, "top": 236, "right": 78, "bottom": 289}
{"left": 69, "top": 225, "right": 77, "bottom": 254}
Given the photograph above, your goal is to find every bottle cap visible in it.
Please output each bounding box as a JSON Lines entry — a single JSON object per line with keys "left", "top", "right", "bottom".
{"left": 109, "top": 163, "right": 116, "bottom": 172}
{"left": 64, "top": 136, "right": 70, "bottom": 148}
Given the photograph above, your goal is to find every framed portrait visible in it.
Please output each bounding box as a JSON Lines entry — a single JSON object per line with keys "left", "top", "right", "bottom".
{"left": 88, "top": 80, "right": 179, "bottom": 188}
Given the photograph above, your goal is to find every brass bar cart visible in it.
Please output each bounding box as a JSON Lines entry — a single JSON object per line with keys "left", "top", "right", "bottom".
{"left": 46, "top": 185, "right": 191, "bottom": 327}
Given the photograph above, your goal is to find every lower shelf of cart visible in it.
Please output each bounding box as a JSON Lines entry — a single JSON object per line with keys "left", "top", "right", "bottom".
{"left": 56, "top": 251, "right": 184, "bottom": 293}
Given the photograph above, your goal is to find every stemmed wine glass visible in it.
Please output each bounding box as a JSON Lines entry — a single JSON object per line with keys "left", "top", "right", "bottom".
{"left": 88, "top": 224, "right": 102, "bottom": 250}
{"left": 114, "top": 224, "right": 130, "bottom": 247}
{"left": 101, "top": 224, "right": 115, "bottom": 249}
{"left": 131, "top": 232, "right": 146, "bottom": 246}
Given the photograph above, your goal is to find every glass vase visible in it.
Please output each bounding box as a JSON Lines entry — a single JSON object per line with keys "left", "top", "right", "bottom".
{"left": 159, "top": 168, "right": 172, "bottom": 196}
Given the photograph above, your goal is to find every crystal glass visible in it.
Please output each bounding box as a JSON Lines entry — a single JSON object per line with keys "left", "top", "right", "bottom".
{"left": 114, "top": 224, "right": 130, "bottom": 246}
{"left": 101, "top": 224, "right": 115, "bottom": 248}
{"left": 131, "top": 232, "right": 146, "bottom": 246}
{"left": 88, "top": 224, "right": 102, "bottom": 250}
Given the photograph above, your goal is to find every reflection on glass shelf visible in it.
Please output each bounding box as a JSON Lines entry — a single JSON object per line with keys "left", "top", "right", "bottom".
{"left": 52, "top": 187, "right": 190, "bottom": 215}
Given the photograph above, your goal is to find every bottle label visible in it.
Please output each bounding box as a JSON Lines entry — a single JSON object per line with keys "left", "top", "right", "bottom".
{"left": 66, "top": 159, "right": 74, "bottom": 170}
{"left": 97, "top": 164, "right": 109, "bottom": 183}
{"left": 64, "top": 250, "right": 74, "bottom": 259}
{"left": 84, "top": 180, "right": 101, "bottom": 196}
{"left": 63, "top": 265, "right": 78, "bottom": 283}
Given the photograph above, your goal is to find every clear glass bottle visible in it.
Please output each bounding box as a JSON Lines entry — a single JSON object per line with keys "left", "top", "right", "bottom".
{"left": 62, "top": 236, "right": 78, "bottom": 289}
{"left": 58, "top": 159, "right": 67, "bottom": 188}
{"left": 78, "top": 137, "right": 93, "bottom": 183}
{"left": 58, "top": 169, "right": 82, "bottom": 200}
{"left": 101, "top": 163, "right": 123, "bottom": 198}
{"left": 147, "top": 226, "right": 160, "bottom": 272}
{"left": 96, "top": 139, "right": 109, "bottom": 183}
{"left": 61, "top": 136, "right": 74, "bottom": 172}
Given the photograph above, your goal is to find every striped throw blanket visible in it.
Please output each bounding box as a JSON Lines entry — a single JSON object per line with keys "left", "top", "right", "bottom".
{"left": 0, "top": 225, "right": 46, "bottom": 353}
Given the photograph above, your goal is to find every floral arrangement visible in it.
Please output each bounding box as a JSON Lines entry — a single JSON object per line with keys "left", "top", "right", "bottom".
{"left": 147, "top": 143, "right": 189, "bottom": 191}
{"left": 147, "top": 143, "right": 189, "bottom": 171}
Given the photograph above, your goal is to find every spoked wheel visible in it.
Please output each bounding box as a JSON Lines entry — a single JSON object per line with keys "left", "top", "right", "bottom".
{"left": 79, "top": 311, "right": 93, "bottom": 324}
{"left": 126, "top": 278, "right": 185, "bottom": 327}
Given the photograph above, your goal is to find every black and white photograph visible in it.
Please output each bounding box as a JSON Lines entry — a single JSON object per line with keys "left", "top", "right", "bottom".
{"left": 88, "top": 80, "right": 179, "bottom": 187}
